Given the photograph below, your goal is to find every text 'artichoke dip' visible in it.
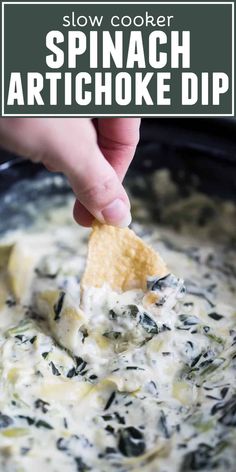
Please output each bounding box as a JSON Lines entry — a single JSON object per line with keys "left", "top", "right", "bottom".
{"left": 0, "top": 171, "right": 235, "bottom": 472}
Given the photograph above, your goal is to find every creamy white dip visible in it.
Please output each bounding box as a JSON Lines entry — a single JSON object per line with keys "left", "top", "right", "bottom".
{"left": 0, "top": 171, "right": 235, "bottom": 472}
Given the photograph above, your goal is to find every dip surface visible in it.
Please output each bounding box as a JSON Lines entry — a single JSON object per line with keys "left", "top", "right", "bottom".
{"left": 0, "top": 171, "right": 235, "bottom": 472}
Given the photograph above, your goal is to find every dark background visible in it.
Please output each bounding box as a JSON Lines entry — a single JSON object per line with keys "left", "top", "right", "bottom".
{"left": 1, "top": 118, "right": 236, "bottom": 200}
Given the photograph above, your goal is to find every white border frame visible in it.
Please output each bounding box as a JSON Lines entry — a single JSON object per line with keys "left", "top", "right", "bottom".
{"left": 1, "top": 1, "right": 235, "bottom": 117}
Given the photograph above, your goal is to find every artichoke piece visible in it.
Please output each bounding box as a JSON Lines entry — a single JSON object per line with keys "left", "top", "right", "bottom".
{"left": 35, "top": 290, "right": 87, "bottom": 355}
{"left": 7, "top": 242, "right": 38, "bottom": 302}
{"left": 0, "top": 273, "right": 9, "bottom": 309}
{"left": 0, "top": 243, "right": 14, "bottom": 307}
{"left": 39, "top": 378, "right": 92, "bottom": 402}
{"left": 2, "top": 428, "right": 29, "bottom": 437}
{"left": 0, "top": 243, "right": 13, "bottom": 269}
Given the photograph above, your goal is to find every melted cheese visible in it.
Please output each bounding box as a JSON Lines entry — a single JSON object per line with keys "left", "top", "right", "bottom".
{"left": 0, "top": 172, "right": 235, "bottom": 472}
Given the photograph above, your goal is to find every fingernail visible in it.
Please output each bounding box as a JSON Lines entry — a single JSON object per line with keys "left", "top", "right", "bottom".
{"left": 101, "top": 199, "right": 132, "bottom": 227}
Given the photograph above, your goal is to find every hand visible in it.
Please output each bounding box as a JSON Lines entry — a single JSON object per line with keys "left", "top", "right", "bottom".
{"left": 0, "top": 118, "right": 140, "bottom": 227}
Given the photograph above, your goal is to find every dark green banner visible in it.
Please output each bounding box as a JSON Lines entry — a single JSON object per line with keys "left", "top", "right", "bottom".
{"left": 1, "top": 2, "right": 234, "bottom": 116}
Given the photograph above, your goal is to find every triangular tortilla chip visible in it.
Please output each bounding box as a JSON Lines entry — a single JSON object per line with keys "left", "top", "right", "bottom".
{"left": 81, "top": 223, "right": 168, "bottom": 292}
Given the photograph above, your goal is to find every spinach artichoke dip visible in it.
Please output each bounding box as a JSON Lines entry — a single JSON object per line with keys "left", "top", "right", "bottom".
{"left": 0, "top": 170, "right": 235, "bottom": 472}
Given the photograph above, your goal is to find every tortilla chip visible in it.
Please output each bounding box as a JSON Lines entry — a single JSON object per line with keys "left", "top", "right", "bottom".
{"left": 81, "top": 222, "right": 168, "bottom": 292}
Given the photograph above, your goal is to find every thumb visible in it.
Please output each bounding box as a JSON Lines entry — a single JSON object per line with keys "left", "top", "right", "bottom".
{"left": 40, "top": 118, "right": 132, "bottom": 227}
{"left": 64, "top": 143, "right": 132, "bottom": 228}
{"left": 0, "top": 117, "right": 132, "bottom": 227}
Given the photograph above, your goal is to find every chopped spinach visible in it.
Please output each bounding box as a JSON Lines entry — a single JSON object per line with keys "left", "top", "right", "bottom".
{"left": 105, "top": 447, "right": 116, "bottom": 455}
{"left": 206, "top": 333, "right": 224, "bottom": 345}
{"left": 35, "top": 419, "right": 53, "bottom": 429}
{"left": 75, "top": 357, "right": 87, "bottom": 372}
{"left": 147, "top": 273, "right": 173, "bottom": 291}
{"left": 221, "top": 387, "right": 229, "bottom": 399}
{"left": 0, "top": 413, "right": 13, "bottom": 429}
{"left": 67, "top": 367, "right": 78, "bottom": 378}
{"left": 179, "top": 314, "right": 200, "bottom": 326}
{"left": 191, "top": 353, "right": 202, "bottom": 368}
{"left": 103, "top": 331, "right": 121, "bottom": 340}
{"left": 56, "top": 437, "right": 68, "bottom": 451}
{"left": 212, "top": 395, "right": 236, "bottom": 427}
{"left": 63, "top": 418, "right": 68, "bottom": 429}
{"left": 181, "top": 443, "right": 213, "bottom": 471}
{"left": 30, "top": 335, "right": 37, "bottom": 344}
{"left": 158, "top": 410, "right": 170, "bottom": 438}
{"left": 114, "top": 412, "right": 125, "bottom": 425}
{"left": 203, "top": 326, "right": 210, "bottom": 333}
{"left": 200, "top": 358, "right": 224, "bottom": 376}
{"left": 89, "top": 374, "right": 97, "bottom": 381}
{"left": 35, "top": 268, "right": 58, "bottom": 279}
{"left": 20, "top": 447, "right": 31, "bottom": 455}
{"left": 199, "top": 359, "right": 213, "bottom": 369}
{"left": 50, "top": 361, "right": 61, "bottom": 376}
{"left": 79, "top": 370, "right": 88, "bottom": 377}
{"left": 104, "top": 391, "right": 116, "bottom": 411}
{"left": 5, "top": 298, "right": 16, "bottom": 307}
{"left": 74, "top": 457, "right": 91, "bottom": 471}
{"left": 34, "top": 398, "right": 50, "bottom": 414}
{"left": 208, "top": 312, "right": 224, "bottom": 321}
{"left": 102, "top": 414, "right": 113, "bottom": 422}
{"left": 18, "top": 415, "right": 35, "bottom": 425}
{"left": 139, "top": 312, "right": 159, "bottom": 334}
{"left": 53, "top": 291, "right": 66, "bottom": 321}
{"left": 17, "top": 415, "right": 53, "bottom": 429}
{"left": 105, "top": 425, "right": 114, "bottom": 434}
{"left": 161, "top": 324, "right": 171, "bottom": 332}
{"left": 42, "top": 351, "right": 49, "bottom": 359}
{"left": 15, "top": 334, "right": 28, "bottom": 343}
{"left": 125, "top": 305, "right": 139, "bottom": 318}
{"left": 67, "top": 357, "right": 87, "bottom": 378}
{"left": 108, "top": 309, "right": 118, "bottom": 320}
{"left": 185, "top": 281, "right": 215, "bottom": 308}
{"left": 118, "top": 426, "right": 146, "bottom": 457}
{"left": 80, "top": 327, "right": 88, "bottom": 344}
